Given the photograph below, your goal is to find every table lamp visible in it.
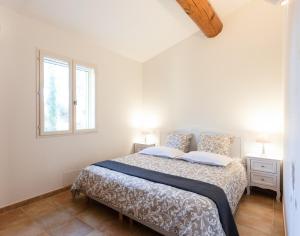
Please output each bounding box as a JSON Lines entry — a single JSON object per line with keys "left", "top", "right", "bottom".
{"left": 141, "top": 129, "right": 153, "bottom": 144}
{"left": 256, "top": 134, "right": 271, "bottom": 156}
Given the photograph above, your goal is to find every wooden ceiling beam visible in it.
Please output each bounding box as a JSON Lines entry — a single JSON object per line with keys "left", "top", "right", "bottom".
{"left": 176, "top": 0, "right": 223, "bottom": 38}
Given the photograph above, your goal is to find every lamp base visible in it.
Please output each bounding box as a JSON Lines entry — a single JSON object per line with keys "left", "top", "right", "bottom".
{"left": 260, "top": 143, "right": 268, "bottom": 157}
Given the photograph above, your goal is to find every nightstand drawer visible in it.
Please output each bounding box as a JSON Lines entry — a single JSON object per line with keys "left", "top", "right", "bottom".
{"left": 251, "top": 173, "right": 277, "bottom": 188}
{"left": 250, "top": 159, "right": 277, "bottom": 173}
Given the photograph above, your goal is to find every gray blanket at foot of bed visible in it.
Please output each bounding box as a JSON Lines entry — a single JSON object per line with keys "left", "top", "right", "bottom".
{"left": 93, "top": 160, "right": 239, "bottom": 236}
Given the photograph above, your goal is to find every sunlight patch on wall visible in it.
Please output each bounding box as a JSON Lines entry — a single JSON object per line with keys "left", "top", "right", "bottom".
{"left": 130, "top": 111, "right": 160, "bottom": 129}
{"left": 243, "top": 108, "right": 284, "bottom": 156}
{"left": 130, "top": 110, "right": 160, "bottom": 145}
{"left": 244, "top": 109, "right": 283, "bottom": 134}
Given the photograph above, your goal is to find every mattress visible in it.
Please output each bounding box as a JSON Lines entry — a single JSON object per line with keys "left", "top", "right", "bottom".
{"left": 72, "top": 153, "right": 247, "bottom": 236}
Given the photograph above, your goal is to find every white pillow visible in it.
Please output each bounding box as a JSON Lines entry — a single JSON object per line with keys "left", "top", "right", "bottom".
{"left": 139, "top": 146, "right": 184, "bottom": 159}
{"left": 179, "top": 151, "right": 233, "bottom": 167}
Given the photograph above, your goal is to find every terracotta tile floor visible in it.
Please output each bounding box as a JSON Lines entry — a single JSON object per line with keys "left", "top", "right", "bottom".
{"left": 0, "top": 190, "right": 285, "bottom": 236}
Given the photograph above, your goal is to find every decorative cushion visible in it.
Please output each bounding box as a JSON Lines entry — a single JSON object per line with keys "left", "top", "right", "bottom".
{"left": 197, "top": 134, "right": 233, "bottom": 156}
{"left": 165, "top": 133, "right": 192, "bottom": 152}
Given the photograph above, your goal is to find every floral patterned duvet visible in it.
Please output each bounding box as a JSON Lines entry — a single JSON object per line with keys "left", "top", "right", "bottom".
{"left": 72, "top": 153, "right": 247, "bottom": 236}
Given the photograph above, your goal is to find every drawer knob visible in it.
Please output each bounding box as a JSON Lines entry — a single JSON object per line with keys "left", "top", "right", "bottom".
{"left": 261, "top": 165, "right": 265, "bottom": 168}
{"left": 261, "top": 178, "right": 265, "bottom": 181}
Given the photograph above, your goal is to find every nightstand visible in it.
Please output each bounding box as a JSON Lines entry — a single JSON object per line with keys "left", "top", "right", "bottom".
{"left": 246, "top": 154, "right": 282, "bottom": 201}
{"left": 133, "top": 143, "right": 155, "bottom": 153}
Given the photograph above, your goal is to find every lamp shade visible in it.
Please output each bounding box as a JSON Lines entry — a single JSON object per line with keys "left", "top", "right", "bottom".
{"left": 141, "top": 129, "right": 153, "bottom": 135}
{"left": 256, "top": 134, "right": 271, "bottom": 143}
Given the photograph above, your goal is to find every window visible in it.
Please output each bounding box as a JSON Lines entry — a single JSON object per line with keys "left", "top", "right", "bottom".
{"left": 75, "top": 65, "right": 96, "bottom": 130}
{"left": 38, "top": 51, "right": 96, "bottom": 136}
{"left": 41, "top": 56, "right": 72, "bottom": 134}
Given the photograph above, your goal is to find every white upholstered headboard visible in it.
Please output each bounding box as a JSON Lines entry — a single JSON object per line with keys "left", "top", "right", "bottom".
{"left": 159, "top": 128, "right": 242, "bottom": 158}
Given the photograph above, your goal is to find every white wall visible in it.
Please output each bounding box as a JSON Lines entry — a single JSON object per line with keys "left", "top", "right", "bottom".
{"left": 284, "top": 0, "right": 300, "bottom": 235}
{"left": 143, "top": 0, "right": 284, "bottom": 154}
{"left": 0, "top": 16, "right": 9, "bottom": 206}
{"left": 0, "top": 6, "right": 142, "bottom": 208}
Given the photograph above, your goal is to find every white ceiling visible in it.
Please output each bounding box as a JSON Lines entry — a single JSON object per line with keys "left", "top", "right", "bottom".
{"left": 0, "top": 0, "right": 250, "bottom": 62}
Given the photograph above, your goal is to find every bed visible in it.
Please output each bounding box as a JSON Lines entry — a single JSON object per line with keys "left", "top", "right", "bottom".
{"left": 71, "top": 132, "right": 247, "bottom": 236}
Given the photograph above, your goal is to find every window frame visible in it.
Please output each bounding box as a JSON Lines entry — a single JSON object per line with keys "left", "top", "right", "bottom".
{"left": 73, "top": 61, "right": 97, "bottom": 134}
{"left": 37, "top": 50, "right": 97, "bottom": 137}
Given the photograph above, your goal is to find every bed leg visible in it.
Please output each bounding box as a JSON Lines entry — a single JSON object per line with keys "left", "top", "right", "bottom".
{"left": 71, "top": 190, "right": 78, "bottom": 200}
{"left": 129, "top": 218, "right": 133, "bottom": 227}
{"left": 118, "top": 212, "right": 123, "bottom": 222}
{"left": 86, "top": 196, "right": 90, "bottom": 204}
